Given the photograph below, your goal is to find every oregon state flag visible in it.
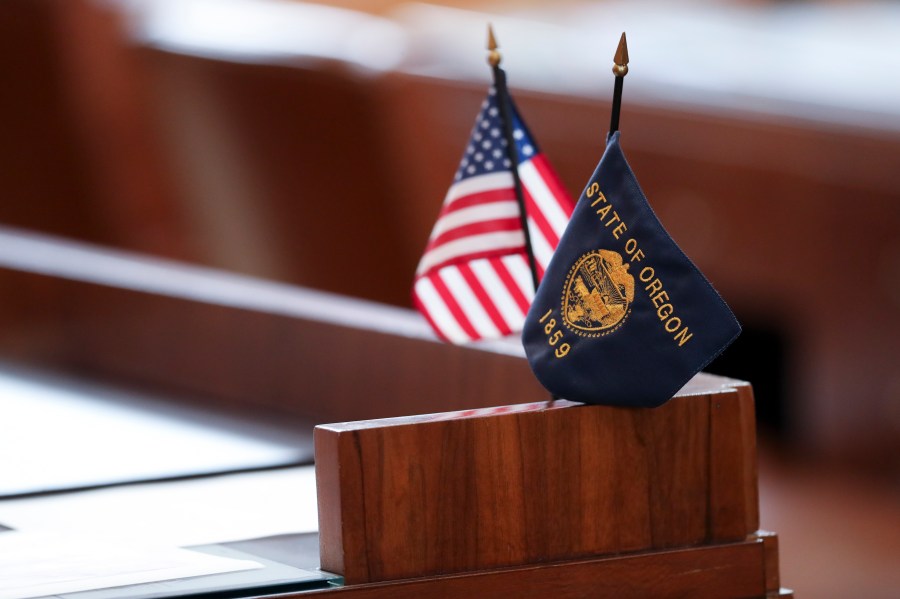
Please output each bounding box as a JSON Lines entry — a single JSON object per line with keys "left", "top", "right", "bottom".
{"left": 522, "top": 132, "right": 740, "bottom": 407}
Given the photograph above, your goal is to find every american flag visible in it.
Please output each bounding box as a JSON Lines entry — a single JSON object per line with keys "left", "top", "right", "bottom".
{"left": 413, "top": 87, "right": 575, "bottom": 344}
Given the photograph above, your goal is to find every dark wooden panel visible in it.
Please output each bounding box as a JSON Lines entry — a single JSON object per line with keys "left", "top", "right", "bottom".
{"left": 316, "top": 377, "right": 758, "bottom": 584}
{"left": 141, "top": 50, "right": 413, "bottom": 306}
{"left": 0, "top": 1, "right": 101, "bottom": 242}
{"left": 51, "top": 0, "right": 191, "bottom": 259}
{"left": 57, "top": 284, "right": 551, "bottom": 422}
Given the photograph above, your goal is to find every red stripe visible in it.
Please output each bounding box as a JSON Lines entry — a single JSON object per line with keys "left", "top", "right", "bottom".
{"left": 430, "top": 271, "right": 479, "bottom": 340}
{"left": 410, "top": 283, "right": 451, "bottom": 343}
{"left": 490, "top": 257, "right": 530, "bottom": 314}
{"left": 522, "top": 186, "right": 560, "bottom": 250}
{"left": 529, "top": 154, "right": 575, "bottom": 218}
{"left": 441, "top": 187, "right": 516, "bottom": 217}
{"left": 425, "top": 218, "right": 522, "bottom": 254}
{"left": 457, "top": 263, "right": 512, "bottom": 336}
{"left": 421, "top": 246, "right": 525, "bottom": 278}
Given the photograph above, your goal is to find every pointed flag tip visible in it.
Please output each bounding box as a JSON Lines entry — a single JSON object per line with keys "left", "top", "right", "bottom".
{"left": 487, "top": 24, "right": 501, "bottom": 67}
{"left": 614, "top": 32, "right": 629, "bottom": 66}
{"left": 612, "top": 32, "right": 628, "bottom": 77}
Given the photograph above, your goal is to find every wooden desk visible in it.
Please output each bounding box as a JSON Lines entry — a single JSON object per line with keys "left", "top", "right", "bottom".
{"left": 0, "top": 227, "right": 790, "bottom": 597}
{"left": 226, "top": 531, "right": 789, "bottom": 599}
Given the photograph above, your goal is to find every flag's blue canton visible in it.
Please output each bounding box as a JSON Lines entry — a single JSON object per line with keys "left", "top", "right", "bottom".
{"left": 522, "top": 132, "right": 741, "bottom": 408}
{"left": 454, "top": 88, "right": 537, "bottom": 182}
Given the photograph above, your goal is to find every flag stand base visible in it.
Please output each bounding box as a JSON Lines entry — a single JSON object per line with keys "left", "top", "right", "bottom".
{"left": 314, "top": 373, "right": 791, "bottom": 597}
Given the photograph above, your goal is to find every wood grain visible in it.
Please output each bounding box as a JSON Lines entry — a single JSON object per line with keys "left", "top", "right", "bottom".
{"left": 295, "top": 538, "right": 772, "bottom": 599}
{"left": 316, "top": 377, "right": 759, "bottom": 584}
{"left": 756, "top": 530, "right": 782, "bottom": 593}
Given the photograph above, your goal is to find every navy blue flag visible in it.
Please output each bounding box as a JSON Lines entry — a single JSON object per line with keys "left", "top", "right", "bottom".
{"left": 522, "top": 132, "right": 740, "bottom": 408}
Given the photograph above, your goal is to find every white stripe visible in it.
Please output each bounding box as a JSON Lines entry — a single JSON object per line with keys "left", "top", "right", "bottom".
{"left": 417, "top": 230, "right": 524, "bottom": 276}
{"left": 413, "top": 276, "right": 471, "bottom": 344}
{"left": 527, "top": 218, "right": 555, "bottom": 272}
{"left": 439, "top": 267, "right": 500, "bottom": 339}
{"left": 428, "top": 201, "right": 520, "bottom": 242}
{"left": 470, "top": 259, "right": 526, "bottom": 331}
{"left": 501, "top": 254, "right": 535, "bottom": 301}
{"left": 444, "top": 172, "right": 514, "bottom": 207}
{"left": 520, "top": 161, "right": 571, "bottom": 237}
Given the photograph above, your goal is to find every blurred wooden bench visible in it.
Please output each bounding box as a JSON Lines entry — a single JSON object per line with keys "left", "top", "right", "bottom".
{"left": 0, "top": 226, "right": 548, "bottom": 423}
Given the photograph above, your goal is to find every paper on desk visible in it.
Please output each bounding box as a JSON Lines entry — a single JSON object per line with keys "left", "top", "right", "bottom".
{"left": 0, "top": 368, "right": 311, "bottom": 497}
{"left": 0, "top": 531, "right": 262, "bottom": 599}
{"left": 0, "top": 467, "right": 319, "bottom": 547}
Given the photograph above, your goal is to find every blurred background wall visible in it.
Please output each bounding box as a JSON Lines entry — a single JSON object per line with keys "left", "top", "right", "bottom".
{"left": 1, "top": 0, "right": 899, "bottom": 596}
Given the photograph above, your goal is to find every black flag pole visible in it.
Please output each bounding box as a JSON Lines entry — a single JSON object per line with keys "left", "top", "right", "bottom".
{"left": 488, "top": 26, "right": 557, "bottom": 405}
{"left": 609, "top": 32, "right": 629, "bottom": 134}
{"left": 487, "top": 25, "right": 540, "bottom": 295}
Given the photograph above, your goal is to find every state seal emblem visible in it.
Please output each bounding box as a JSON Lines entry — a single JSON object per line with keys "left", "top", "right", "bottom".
{"left": 562, "top": 249, "right": 635, "bottom": 337}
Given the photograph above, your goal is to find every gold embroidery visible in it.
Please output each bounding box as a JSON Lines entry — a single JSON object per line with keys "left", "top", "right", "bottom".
{"left": 561, "top": 249, "right": 635, "bottom": 337}
{"left": 537, "top": 308, "right": 571, "bottom": 358}
{"left": 580, "top": 182, "right": 694, "bottom": 348}
{"left": 638, "top": 266, "right": 693, "bottom": 347}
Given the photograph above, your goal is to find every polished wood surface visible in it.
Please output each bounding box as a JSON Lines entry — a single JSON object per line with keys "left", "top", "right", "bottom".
{"left": 315, "top": 375, "right": 758, "bottom": 584}
{"left": 298, "top": 536, "right": 788, "bottom": 598}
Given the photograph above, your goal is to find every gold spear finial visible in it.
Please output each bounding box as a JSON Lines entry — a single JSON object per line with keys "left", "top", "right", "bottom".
{"left": 613, "top": 32, "right": 629, "bottom": 77}
{"left": 487, "top": 24, "right": 501, "bottom": 67}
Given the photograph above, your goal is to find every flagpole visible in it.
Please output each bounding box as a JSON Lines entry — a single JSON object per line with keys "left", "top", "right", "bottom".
{"left": 488, "top": 26, "right": 557, "bottom": 405}
{"left": 609, "top": 32, "right": 629, "bottom": 134}
{"left": 487, "top": 25, "right": 540, "bottom": 295}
